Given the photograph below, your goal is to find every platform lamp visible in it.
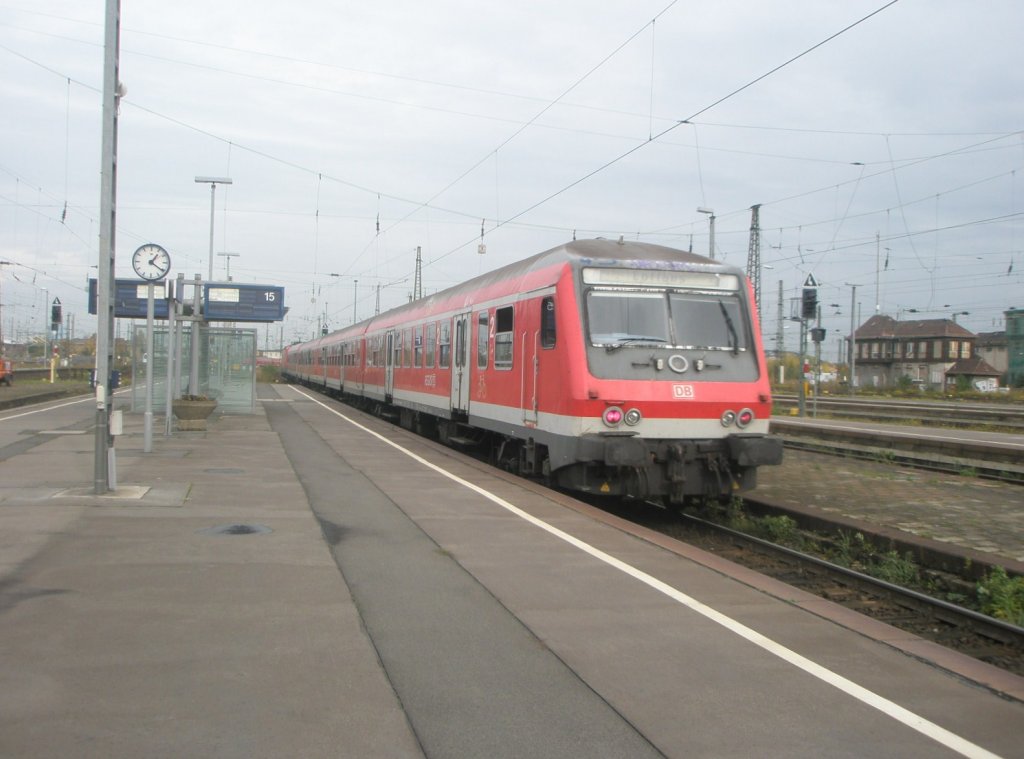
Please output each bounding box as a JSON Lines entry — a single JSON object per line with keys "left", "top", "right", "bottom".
{"left": 195, "top": 176, "right": 232, "bottom": 282}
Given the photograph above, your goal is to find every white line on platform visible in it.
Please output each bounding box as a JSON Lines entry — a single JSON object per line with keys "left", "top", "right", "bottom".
{"left": 0, "top": 396, "right": 91, "bottom": 421}
{"left": 291, "top": 386, "right": 1003, "bottom": 759}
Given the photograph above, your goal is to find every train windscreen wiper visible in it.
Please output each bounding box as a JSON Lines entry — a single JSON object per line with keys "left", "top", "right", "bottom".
{"left": 719, "top": 302, "right": 740, "bottom": 356}
{"left": 604, "top": 336, "right": 667, "bottom": 353}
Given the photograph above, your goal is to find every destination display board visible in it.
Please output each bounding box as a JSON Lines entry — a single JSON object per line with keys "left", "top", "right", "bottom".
{"left": 88, "top": 278, "right": 170, "bottom": 319}
{"left": 203, "top": 284, "right": 285, "bottom": 322}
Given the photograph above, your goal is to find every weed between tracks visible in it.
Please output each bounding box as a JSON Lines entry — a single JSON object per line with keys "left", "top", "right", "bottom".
{"left": 977, "top": 567, "right": 1024, "bottom": 626}
{"left": 694, "top": 497, "right": 1024, "bottom": 626}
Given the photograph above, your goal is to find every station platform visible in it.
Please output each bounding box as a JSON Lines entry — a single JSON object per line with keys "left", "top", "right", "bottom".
{"left": 0, "top": 384, "right": 1022, "bottom": 758}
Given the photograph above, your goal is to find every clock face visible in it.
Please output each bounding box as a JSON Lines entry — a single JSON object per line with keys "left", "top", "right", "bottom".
{"left": 132, "top": 244, "right": 171, "bottom": 281}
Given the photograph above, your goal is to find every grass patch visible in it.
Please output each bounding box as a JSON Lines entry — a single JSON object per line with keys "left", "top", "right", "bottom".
{"left": 977, "top": 567, "right": 1024, "bottom": 626}
{"left": 697, "top": 500, "right": 1023, "bottom": 623}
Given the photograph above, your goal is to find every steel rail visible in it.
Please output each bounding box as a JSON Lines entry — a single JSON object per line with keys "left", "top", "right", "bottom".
{"left": 678, "top": 511, "right": 1024, "bottom": 644}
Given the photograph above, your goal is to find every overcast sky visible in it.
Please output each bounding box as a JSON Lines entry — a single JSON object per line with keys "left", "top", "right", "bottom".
{"left": 1, "top": 0, "right": 1022, "bottom": 355}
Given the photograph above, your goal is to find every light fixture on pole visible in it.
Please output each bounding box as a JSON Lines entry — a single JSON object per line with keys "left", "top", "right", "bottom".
{"left": 697, "top": 207, "right": 715, "bottom": 260}
{"left": 195, "top": 176, "right": 232, "bottom": 282}
{"left": 217, "top": 252, "right": 240, "bottom": 281}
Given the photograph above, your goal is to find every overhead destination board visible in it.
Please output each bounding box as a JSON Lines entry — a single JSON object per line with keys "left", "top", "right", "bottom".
{"left": 88, "top": 278, "right": 170, "bottom": 319}
{"left": 203, "top": 284, "right": 285, "bottom": 322}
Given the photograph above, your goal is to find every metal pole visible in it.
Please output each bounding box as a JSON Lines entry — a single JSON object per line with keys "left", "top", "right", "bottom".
{"left": 165, "top": 279, "right": 176, "bottom": 436}
{"left": 709, "top": 213, "right": 716, "bottom": 260}
{"left": 797, "top": 319, "right": 806, "bottom": 417}
{"left": 194, "top": 177, "right": 232, "bottom": 282}
{"left": 189, "top": 274, "right": 201, "bottom": 395}
{"left": 94, "top": 0, "right": 120, "bottom": 494}
{"left": 173, "top": 273, "right": 185, "bottom": 400}
{"left": 813, "top": 305, "right": 821, "bottom": 418}
{"left": 144, "top": 282, "right": 154, "bottom": 452}
{"left": 207, "top": 184, "right": 216, "bottom": 282}
{"left": 849, "top": 285, "right": 857, "bottom": 395}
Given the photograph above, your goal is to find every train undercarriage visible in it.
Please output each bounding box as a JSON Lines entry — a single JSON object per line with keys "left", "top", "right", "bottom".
{"left": 294, "top": 378, "right": 780, "bottom": 507}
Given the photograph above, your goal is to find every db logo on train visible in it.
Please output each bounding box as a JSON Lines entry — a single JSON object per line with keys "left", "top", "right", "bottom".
{"left": 672, "top": 384, "right": 695, "bottom": 399}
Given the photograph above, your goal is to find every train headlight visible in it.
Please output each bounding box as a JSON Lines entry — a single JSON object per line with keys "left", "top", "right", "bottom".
{"left": 736, "top": 408, "right": 755, "bottom": 428}
{"left": 624, "top": 408, "right": 642, "bottom": 426}
{"left": 720, "top": 410, "right": 737, "bottom": 427}
{"left": 602, "top": 406, "right": 624, "bottom": 427}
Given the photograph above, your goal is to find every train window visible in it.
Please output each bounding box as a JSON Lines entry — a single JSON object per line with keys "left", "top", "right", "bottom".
{"left": 392, "top": 331, "right": 402, "bottom": 367}
{"left": 426, "top": 323, "right": 436, "bottom": 368}
{"left": 586, "top": 291, "right": 668, "bottom": 346}
{"left": 540, "top": 297, "right": 556, "bottom": 349}
{"left": 439, "top": 321, "right": 451, "bottom": 368}
{"left": 404, "top": 328, "right": 413, "bottom": 367}
{"left": 477, "top": 311, "right": 489, "bottom": 368}
{"left": 494, "top": 306, "right": 513, "bottom": 369}
{"left": 668, "top": 293, "right": 747, "bottom": 352}
{"left": 414, "top": 325, "right": 423, "bottom": 368}
{"left": 454, "top": 318, "right": 466, "bottom": 368}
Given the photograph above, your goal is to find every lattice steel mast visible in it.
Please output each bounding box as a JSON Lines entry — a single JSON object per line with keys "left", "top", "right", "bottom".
{"left": 746, "top": 204, "right": 762, "bottom": 324}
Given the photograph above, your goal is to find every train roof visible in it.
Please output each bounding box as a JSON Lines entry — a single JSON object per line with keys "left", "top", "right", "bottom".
{"left": 424, "top": 237, "right": 726, "bottom": 300}
{"left": 292, "top": 239, "right": 734, "bottom": 350}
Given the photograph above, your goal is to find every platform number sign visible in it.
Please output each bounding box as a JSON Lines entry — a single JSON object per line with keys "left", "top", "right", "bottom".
{"left": 203, "top": 284, "right": 286, "bottom": 322}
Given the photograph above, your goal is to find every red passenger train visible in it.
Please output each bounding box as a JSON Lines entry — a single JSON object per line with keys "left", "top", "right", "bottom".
{"left": 282, "top": 239, "right": 782, "bottom": 504}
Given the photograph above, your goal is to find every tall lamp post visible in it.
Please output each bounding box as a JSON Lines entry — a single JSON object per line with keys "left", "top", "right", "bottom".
{"left": 195, "top": 176, "right": 232, "bottom": 282}
{"left": 697, "top": 207, "right": 715, "bottom": 260}
{"left": 192, "top": 177, "right": 231, "bottom": 397}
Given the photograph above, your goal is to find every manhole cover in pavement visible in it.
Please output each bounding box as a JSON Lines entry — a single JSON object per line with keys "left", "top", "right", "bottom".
{"left": 198, "top": 523, "right": 272, "bottom": 536}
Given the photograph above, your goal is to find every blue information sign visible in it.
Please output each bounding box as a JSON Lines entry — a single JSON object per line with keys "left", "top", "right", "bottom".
{"left": 88, "top": 278, "right": 170, "bottom": 319}
{"left": 203, "top": 284, "right": 285, "bottom": 322}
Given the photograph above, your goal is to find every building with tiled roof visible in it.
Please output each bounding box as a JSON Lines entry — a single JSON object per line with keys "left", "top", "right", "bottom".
{"left": 974, "top": 330, "right": 1008, "bottom": 375}
{"left": 944, "top": 356, "right": 1002, "bottom": 391}
{"left": 852, "top": 314, "right": 977, "bottom": 389}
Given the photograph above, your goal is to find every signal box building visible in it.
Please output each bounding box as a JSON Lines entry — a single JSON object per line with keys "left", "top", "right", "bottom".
{"left": 852, "top": 315, "right": 976, "bottom": 389}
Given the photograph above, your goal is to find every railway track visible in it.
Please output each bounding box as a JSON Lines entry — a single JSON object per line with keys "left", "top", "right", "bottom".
{"left": 613, "top": 499, "right": 1024, "bottom": 679}
{"left": 773, "top": 393, "right": 1024, "bottom": 433}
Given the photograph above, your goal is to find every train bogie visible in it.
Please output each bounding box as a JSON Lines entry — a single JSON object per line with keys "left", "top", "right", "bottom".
{"left": 283, "top": 239, "right": 782, "bottom": 504}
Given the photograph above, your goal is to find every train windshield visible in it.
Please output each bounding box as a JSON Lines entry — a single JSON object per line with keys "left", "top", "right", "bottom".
{"left": 668, "top": 292, "right": 747, "bottom": 352}
{"left": 586, "top": 291, "right": 670, "bottom": 345}
{"left": 586, "top": 289, "right": 748, "bottom": 352}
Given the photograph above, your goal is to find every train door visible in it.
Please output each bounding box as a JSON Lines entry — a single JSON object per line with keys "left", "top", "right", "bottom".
{"left": 385, "top": 330, "right": 395, "bottom": 399}
{"left": 521, "top": 329, "right": 539, "bottom": 425}
{"left": 320, "top": 346, "right": 328, "bottom": 387}
{"left": 450, "top": 312, "right": 471, "bottom": 414}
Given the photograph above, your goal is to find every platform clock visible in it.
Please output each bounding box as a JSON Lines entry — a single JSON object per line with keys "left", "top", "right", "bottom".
{"left": 131, "top": 243, "right": 171, "bottom": 281}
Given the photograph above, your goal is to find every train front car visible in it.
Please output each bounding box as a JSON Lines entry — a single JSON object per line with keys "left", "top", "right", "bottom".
{"left": 548, "top": 240, "right": 782, "bottom": 505}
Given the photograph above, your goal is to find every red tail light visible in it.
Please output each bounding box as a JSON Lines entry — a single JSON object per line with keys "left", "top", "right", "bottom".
{"left": 602, "top": 407, "right": 624, "bottom": 426}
